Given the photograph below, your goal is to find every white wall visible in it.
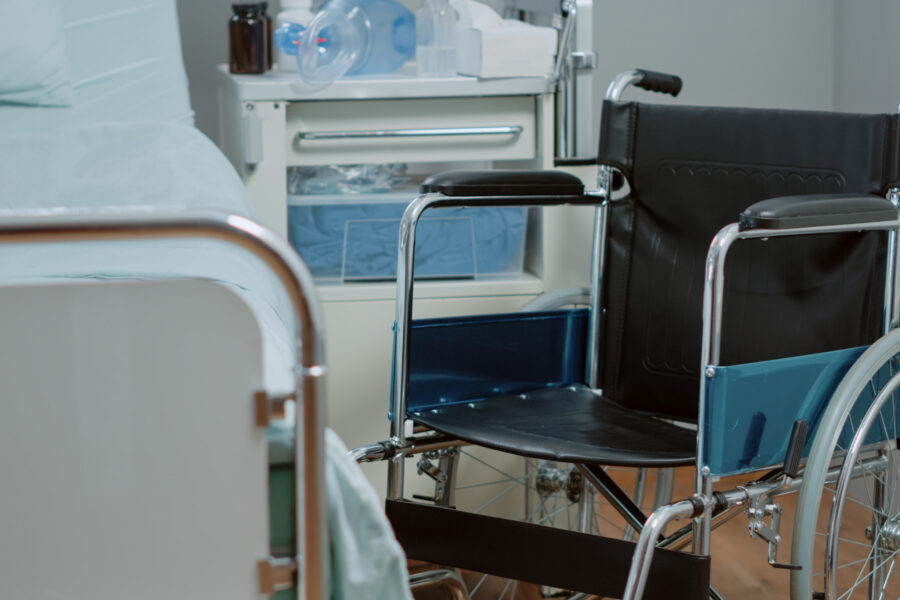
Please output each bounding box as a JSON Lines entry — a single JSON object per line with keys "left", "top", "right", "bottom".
{"left": 593, "top": 0, "right": 835, "bottom": 112}
{"left": 833, "top": 1, "right": 900, "bottom": 114}
{"left": 175, "top": 0, "right": 263, "bottom": 141}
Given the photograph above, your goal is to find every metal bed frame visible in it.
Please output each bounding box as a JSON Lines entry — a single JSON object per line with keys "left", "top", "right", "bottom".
{"left": 0, "top": 212, "right": 328, "bottom": 600}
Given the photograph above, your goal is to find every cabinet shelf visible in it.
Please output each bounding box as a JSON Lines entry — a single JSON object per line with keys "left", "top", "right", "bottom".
{"left": 217, "top": 64, "right": 553, "bottom": 102}
{"left": 316, "top": 272, "right": 545, "bottom": 303}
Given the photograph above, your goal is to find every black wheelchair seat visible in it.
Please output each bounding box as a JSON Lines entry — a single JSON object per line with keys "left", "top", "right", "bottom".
{"left": 410, "top": 385, "right": 696, "bottom": 467}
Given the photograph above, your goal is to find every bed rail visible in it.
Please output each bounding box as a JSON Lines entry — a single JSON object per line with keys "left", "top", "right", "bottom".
{"left": 0, "top": 211, "right": 328, "bottom": 600}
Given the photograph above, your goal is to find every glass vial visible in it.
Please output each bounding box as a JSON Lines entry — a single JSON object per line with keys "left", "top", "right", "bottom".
{"left": 257, "top": 2, "right": 273, "bottom": 70}
{"left": 416, "top": 0, "right": 457, "bottom": 77}
{"left": 230, "top": 3, "right": 267, "bottom": 74}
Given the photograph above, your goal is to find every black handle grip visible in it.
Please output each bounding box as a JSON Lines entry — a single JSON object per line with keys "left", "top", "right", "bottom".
{"left": 634, "top": 69, "right": 683, "bottom": 97}
{"left": 783, "top": 419, "right": 808, "bottom": 479}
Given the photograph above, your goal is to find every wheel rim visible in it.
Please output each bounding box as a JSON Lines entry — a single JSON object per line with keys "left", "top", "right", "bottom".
{"left": 825, "top": 365, "right": 900, "bottom": 600}
{"left": 790, "top": 331, "right": 900, "bottom": 600}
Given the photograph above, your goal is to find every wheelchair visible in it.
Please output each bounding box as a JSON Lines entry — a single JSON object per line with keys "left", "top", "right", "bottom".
{"left": 355, "top": 69, "right": 900, "bottom": 600}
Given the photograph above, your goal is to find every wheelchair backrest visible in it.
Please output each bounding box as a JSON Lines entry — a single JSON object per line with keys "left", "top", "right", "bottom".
{"left": 597, "top": 101, "right": 900, "bottom": 421}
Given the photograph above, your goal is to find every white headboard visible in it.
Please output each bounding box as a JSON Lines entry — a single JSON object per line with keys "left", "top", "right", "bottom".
{"left": 1, "top": 0, "right": 193, "bottom": 131}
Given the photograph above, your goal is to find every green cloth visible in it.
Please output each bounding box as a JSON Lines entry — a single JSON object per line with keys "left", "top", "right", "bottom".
{"left": 267, "top": 429, "right": 412, "bottom": 599}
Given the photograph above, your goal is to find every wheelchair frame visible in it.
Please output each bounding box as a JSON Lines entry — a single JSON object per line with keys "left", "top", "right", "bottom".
{"left": 614, "top": 73, "right": 900, "bottom": 599}
{"left": 361, "top": 70, "right": 900, "bottom": 600}
{"left": 625, "top": 191, "right": 900, "bottom": 600}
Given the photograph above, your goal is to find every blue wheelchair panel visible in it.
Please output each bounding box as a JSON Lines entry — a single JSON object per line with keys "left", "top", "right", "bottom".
{"left": 402, "top": 309, "right": 588, "bottom": 414}
{"left": 702, "top": 345, "right": 869, "bottom": 476}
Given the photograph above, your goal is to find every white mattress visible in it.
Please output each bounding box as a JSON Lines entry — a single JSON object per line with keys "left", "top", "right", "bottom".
{"left": 0, "top": 121, "right": 296, "bottom": 394}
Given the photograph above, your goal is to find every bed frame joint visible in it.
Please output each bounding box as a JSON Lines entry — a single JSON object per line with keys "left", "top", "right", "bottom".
{"left": 254, "top": 390, "right": 296, "bottom": 427}
{"left": 257, "top": 556, "right": 297, "bottom": 594}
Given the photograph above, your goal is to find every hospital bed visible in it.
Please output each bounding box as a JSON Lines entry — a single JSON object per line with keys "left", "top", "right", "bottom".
{"left": 358, "top": 69, "right": 900, "bottom": 600}
{"left": 0, "top": 1, "right": 410, "bottom": 599}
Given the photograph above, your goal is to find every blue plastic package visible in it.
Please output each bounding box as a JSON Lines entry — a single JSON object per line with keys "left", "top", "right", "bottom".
{"left": 287, "top": 200, "right": 527, "bottom": 282}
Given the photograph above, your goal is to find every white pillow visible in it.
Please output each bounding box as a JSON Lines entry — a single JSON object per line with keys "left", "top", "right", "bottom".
{"left": 0, "top": 0, "right": 72, "bottom": 106}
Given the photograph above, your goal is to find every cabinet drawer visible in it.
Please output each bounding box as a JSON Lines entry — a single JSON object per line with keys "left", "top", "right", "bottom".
{"left": 285, "top": 96, "right": 536, "bottom": 166}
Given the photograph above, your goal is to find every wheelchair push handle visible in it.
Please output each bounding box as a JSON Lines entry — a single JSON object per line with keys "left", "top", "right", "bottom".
{"left": 634, "top": 69, "right": 683, "bottom": 96}
{"left": 604, "top": 69, "right": 683, "bottom": 101}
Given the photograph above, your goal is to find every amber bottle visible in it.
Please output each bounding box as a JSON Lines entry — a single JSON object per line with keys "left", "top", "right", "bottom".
{"left": 229, "top": 3, "right": 267, "bottom": 74}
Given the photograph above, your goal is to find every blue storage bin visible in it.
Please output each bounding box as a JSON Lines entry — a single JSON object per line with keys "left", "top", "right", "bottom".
{"left": 287, "top": 195, "right": 528, "bottom": 282}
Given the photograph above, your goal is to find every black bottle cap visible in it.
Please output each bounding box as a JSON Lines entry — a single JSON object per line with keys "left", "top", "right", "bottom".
{"left": 232, "top": 3, "right": 260, "bottom": 15}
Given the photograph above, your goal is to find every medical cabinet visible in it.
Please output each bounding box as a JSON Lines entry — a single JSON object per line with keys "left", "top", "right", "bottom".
{"left": 217, "top": 69, "right": 594, "bottom": 496}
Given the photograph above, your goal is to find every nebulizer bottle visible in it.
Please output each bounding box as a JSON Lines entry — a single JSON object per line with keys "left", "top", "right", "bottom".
{"left": 416, "top": 0, "right": 457, "bottom": 77}
{"left": 273, "top": 0, "right": 415, "bottom": 86}
{"left": 273, "top": 0, "right": 315, "bottom": 71}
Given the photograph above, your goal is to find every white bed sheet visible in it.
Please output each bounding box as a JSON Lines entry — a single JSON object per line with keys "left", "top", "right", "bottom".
{"left": 0, "top": 122, "right": 297, "bottom": 394}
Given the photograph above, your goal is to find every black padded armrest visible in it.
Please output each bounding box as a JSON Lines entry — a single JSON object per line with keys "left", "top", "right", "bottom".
{"left": 420, "top": 170, "right": 585, "bottom": 197}
{"left": 739, "top": 194, "right": 896, "bottom": 231}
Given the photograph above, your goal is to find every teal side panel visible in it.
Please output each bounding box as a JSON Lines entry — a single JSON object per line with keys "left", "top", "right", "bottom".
{"left": 269, "top": 465, "right": 298, "bottom": 600}
{"left": 270, "top": 465, "right": 296, "bottom": 556}
{"left": 702, "top": 346, "right": 867, "bottom": 477}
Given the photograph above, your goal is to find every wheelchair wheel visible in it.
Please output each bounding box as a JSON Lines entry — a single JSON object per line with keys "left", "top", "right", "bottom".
{"left": 791, "top": 329, "right": 900, "bottom": 599}
{"left": 448, "top": 290, "right": 646, "bottom": 598}
{"left": 431, "top": 447, "right": 660, "bottom": 599}
{"left": 443, "top": 449, "right": 600, "bottom": 599}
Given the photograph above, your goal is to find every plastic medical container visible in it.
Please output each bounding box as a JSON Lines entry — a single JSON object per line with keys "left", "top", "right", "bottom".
{"left": 416, "top": 0, "right": 457, "bottom": 76}
{"left": 273, "top": 0, "right": 415, "bottom": 85}
{"left": 273, "top": 0, "right": 315, "bottom": 71}
{"left": 287, "top": 194, "right": 528, "bottom": 282}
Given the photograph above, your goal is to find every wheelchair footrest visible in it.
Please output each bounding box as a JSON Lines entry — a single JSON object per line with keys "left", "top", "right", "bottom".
{"left": 386, "top": 499, "right": 710, "bottom": 600}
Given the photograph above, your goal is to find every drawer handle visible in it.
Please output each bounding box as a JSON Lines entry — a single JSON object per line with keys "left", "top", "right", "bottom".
{"left": 296, "top": 126, "right": 523, "bottom": 142}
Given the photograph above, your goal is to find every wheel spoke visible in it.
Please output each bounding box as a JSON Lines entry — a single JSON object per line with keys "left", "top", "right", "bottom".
{"left": 462, "top": 449, "right": 522, "bottom": 482}
{"left": 834, "top": 545, "right": 899, "bottom": 600}
{"left": 880, "top": 411, "right": 892, "bottom": 452}
{"left": 880, "top": 559, "right": 895, "bottom": 600}
{"left": 834, "top": 536, "right": 882, "bottom": 550}
{"left": 456, "top": 475, "right": 533, "bottom": 491}
{"left": 844, "top": 491, "right": 891, "bottom": 519}
{"left": 469, "top": 573, "right": 488, "bottom": 598}
{"left": 496, "top": 577, "right": 514, "bottom": 600}
{"left": 476, "top": 479, "right": 529, "bottom": 514}
{"left": 590, "top": 504, "right": 628, "bottom": 535}
{"left": 536, "top": 502, "right": 576, "bottom": 525}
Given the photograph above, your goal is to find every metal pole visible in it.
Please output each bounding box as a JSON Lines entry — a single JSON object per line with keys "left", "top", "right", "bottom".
{"left": 886, "top": 187, "right": 900, "bottom": 331}
{"left": 622, "top": 499, "right": 703, "bottom": 600}
{"left": 586, "top": 70, "right": 648, "bottom": 388}
{"left": 586, "top": 192, "right": 608, "bottom": 388}
{"left": 388, "top": 194, "right": 435, "bottom": 499}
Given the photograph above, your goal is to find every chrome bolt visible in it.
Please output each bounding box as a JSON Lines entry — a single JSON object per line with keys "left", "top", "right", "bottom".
{"left": 705, "top": 367, "right": 716, "bottom": 378}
